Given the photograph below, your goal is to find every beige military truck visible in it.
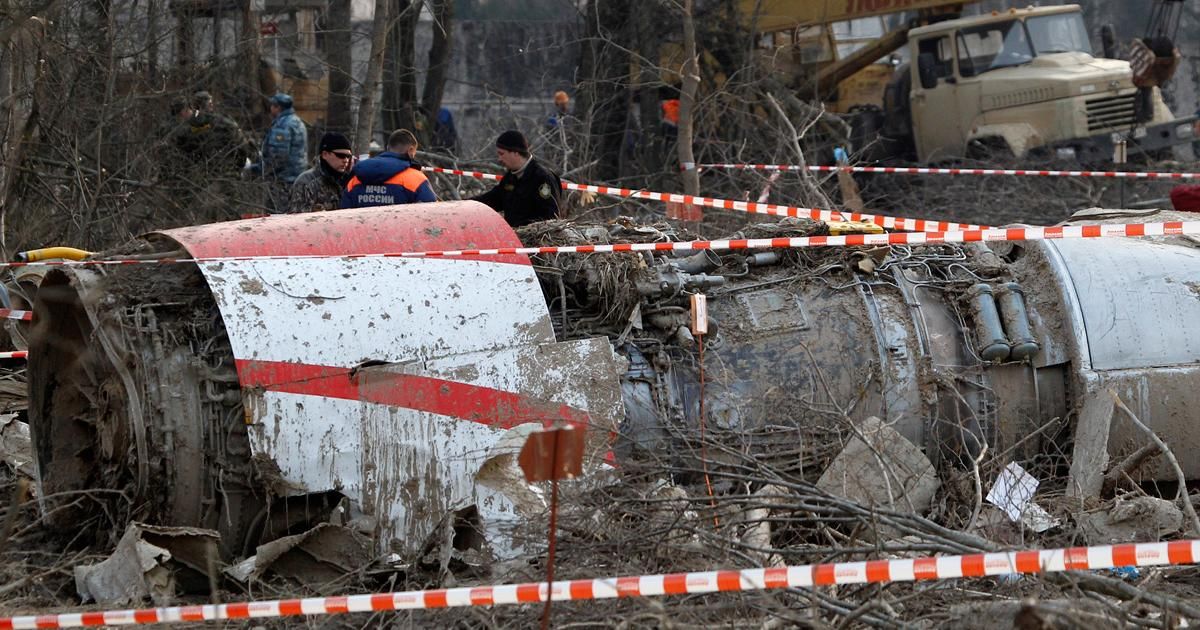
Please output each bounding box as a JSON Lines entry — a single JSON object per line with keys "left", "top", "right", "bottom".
{"left": 747, "top": 2, "right": 1196, "bottom": 163}
{"left": 877, "top": 4, "right": 1195, "bottom": 162}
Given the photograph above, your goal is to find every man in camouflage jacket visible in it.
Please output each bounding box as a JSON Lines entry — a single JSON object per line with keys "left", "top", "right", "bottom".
{"left": 289, "top": 132, "right": 354, "bottom": 213}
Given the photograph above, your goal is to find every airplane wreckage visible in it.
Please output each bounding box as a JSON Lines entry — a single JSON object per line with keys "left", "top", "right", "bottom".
{"left": 18, "top": 201, "right": 1200, "bottom": 592}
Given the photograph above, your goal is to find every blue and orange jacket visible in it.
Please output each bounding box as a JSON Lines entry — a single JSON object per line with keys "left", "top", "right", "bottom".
{"left": 340, "top": 152, "right": 436, "bottom": 208}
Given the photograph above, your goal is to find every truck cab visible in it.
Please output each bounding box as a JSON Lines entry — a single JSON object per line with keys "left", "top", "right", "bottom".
{"left": 901, "top": 5, "right": 1194, "bottom": 162}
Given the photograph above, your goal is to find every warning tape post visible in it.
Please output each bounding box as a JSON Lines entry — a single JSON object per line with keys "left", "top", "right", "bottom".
{"left": 1, "top": 540, "right": 1195, "bottom": 628}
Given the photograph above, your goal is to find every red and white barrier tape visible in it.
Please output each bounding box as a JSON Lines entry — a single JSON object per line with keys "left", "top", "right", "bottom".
{"left": 424, "top": 166, "right": 988, "bottom": 233}
{"left": 700, "top": 163, "right": 1200, "bottom": 180}
{"left": 0, "top": 308, "right": 33, "bottom": 321}
{"left": 0, "top": 221, "right": 1196, "bottom": 268}
{"left": 2, "top": 539, "right": 1195, "bottom": 628}
{"left": 0, "top": 351, "right": 27, "bottom": 360}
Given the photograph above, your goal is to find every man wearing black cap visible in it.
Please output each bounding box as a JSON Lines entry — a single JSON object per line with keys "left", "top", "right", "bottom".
{"left": 289, "top": 132, "right": 355, "bottom": 213}
{"left": 472, "top": 130, "right": 562, "bottom": 227}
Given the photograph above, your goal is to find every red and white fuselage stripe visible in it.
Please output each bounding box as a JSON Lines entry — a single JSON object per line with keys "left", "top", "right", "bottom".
{"left": 0, "top": 309, "right": 32, "bottom": 321}
{"left": 0, "top": 221, "right": 1196, "bottom": 268}
{"left": 423, "top": 166, "right": 988, "bottom": 232}
{"left": 0, "top": 351, "right": 27, "bottom": 360}
{"left": 700, "top": 163, "right": 1200, "bottom": 180}
{"left": 2, "top": 540, "right": 1196, "bottom": 627}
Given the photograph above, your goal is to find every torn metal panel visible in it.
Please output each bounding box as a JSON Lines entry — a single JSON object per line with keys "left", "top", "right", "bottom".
{"left": 74, "top": 523, "right": 219, "bottom": 606}
{"left": 240, "top": 337, "right": 623, "bottom": 556}
{"left": 0, "top": 413, "right": 32, "bottom": 478}
{"left": 816, "top": 416, "right": 939, "bottom": 515}
{"left": 225, "top": 523, "right": 373, "bottom": 592}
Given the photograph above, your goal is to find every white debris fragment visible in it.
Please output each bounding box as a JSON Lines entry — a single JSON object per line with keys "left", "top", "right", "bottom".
{"left": 986, "top": 462, "right": 1060, "bottom": 533}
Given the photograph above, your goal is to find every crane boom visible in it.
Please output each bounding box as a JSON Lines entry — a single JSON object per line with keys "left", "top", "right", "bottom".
{"left": 747, "top": 0, "right": 967, "bottom": 32}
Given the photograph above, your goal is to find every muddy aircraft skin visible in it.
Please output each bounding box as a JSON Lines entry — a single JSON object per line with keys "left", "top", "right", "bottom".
{"left": 23, "top": 201, "right": 1200, "bottom": 561}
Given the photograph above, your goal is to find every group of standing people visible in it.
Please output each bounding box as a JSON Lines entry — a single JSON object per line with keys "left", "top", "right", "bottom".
{"left": 164, "top": 89, "right": 563, "bottom": 227}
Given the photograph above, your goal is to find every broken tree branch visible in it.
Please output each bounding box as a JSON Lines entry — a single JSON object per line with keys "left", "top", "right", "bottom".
{"left": 1109, "top": 390, "right": 1200, "bottom": 535}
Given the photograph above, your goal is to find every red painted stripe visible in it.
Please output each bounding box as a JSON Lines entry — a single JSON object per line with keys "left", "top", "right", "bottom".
{"left": 813, "top": 564, "right": 836, "bottom": 585}
{"left": 325, "top": 597, "right": 349, "bottom": 613}
{"left": 1016, "top": 551, "right": 1042, "bottom": 573}
{"left": 278, "top": 600, "right": 303, "bottom": 616}
{"left": 617, "top": 576, "right": 641, "bottom": 597}
{"left": 1081, "top": 225, "right": 1102, "bottom": 238}
{"left": 423, "top": 590, "right": 449, "bottom": 608}
{"left": 1169, "top": 541, "right": 1194, "bottom": 565}
{"left": 1166, "top": 221, "right": 1185, "bottom": 235}
{"left": 516, "top": 584, "right": 542, "bottom": 603}
{"left": 913, "top": 558, "right": 939, "bottom": 580}
{"left": 1065, "top": 547, "right": 1090, "bottom": 570}
{"left": 570, "top": 579, "right": 594, "bottom": 600}
{"left": 764, "top": 567, "right": 789, "bottom": 588}
{"left": 225, "top": 603, "right": 249, "bottom": 618}
{"left": 716, "top": 571, "right": 742, "bottom": 591}
{"left": 34, "top": 616, "right": 59, "bottom": 629}
{"left": 1112, "top": 544, "right": 1137, "bottom": 567}
{"left": 470, "top": 587, "right": 494, "bottom": 606}
{"left": 132, "top": 610, "right": 158, "bottom": 624}
{"left": 80, "top": 612, "right": 107, "bottom": 626}
{"left": 236, "top": 360, "right": 591, "bottom": 430}
{"left": 865, "top": 560, "right": 890, "bottom": 583}
{"left": 1125, "top": 223, "right": 1145, "bottom": 237}
{"left": 960, "top": 554, "right": 985, "bottom": 577}
{"left": 662, "top": 573, "right": 689, "bottom": 594}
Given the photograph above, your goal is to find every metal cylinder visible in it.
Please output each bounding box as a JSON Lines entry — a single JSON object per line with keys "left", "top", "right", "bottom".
{"left": 746, "top": 252, "right": 781, "bottom": 267}
{"left": 967, "top": 284, "right": 1011, "bottom": 362}
{"left": 994, "top": 282, "right": 1040, "bottom": 361}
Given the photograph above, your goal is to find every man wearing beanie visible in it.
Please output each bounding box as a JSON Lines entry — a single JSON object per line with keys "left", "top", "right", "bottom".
{"left": 472, "top": 130, "right": 561, "bottom": 227}
{"left": 288, "top": 132, "right": 355, "bottom": 213}
{"left": 341, "top": 129, "right": 436, "bottom": 208}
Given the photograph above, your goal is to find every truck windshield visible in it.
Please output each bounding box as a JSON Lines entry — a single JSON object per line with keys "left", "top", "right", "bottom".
{"left": 956, "top": 20, "right": 1034, "bottom": 77}
{"left": 1026, "top": 13, "right": 1092, "bottom": 55}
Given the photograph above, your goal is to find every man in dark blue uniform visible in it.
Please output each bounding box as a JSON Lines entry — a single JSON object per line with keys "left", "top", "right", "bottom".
{"left": 472, "top": 130, "right": 562, "bottom": 227}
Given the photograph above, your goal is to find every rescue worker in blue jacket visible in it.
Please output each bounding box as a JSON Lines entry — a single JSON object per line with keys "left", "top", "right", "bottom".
{"left": 341, "top": 129, "right": 436, "bottom": 208}
{"left": 247, "top": 93, "right": 308, "bottom": 211}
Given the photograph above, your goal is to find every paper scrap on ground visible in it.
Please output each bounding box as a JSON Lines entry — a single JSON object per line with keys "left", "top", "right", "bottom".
{"left": 987, "top": 461, "right": 1060, "bottom": 532}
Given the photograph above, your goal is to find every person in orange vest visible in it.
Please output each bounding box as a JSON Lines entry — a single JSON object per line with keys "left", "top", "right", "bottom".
{"left": 340, "top": 129, "right": 436, "bottom": 208}
{"left": 660, "top": 98, "right": 680, "bottom": 138}
{"left": 547, "top": 90, "right": 571, "bottom": 128}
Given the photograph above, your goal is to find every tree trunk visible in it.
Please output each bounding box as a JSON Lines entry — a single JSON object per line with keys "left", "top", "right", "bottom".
{"left": 354, "top": 0, "right": 391, "bottom": 150}
{"left": 241, "top": 1, "right": 262, "bottom": 124}
{"left": 677, "top": 0, "right": 700, "bottom": 198}
{"left": 324, "top": 0, "right": 353, "bottom": 134}
{"left": 420, "top": 0, "right": 452, "bottom": 118}
{"left": 382, "top": 0, "right": 420, "bottom": 137}
{"left": 176, "top": 6, "right": 193, "bottom": 67}
{"left": 580, "top": 0, "right": 632, "bottom": 182}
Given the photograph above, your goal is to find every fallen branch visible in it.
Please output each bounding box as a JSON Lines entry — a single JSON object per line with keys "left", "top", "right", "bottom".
{"left": 1109, "top": 390, "right": 1200, "bottom": 536}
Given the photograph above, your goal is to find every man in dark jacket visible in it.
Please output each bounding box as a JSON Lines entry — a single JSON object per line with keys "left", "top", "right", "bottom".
{"left": 341, "top": 129, "right": 436, "bottom": 208}
{"left": 472, "top": 130, "right": 562, "bottom": 227}
{"left": 289, "top": 132, "right": 354, "bottom": 213}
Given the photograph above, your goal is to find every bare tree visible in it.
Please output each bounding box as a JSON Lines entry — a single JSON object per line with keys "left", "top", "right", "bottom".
{"left": 677, "top": 0, "right": 699, "bottom": 198}
{"left": 420, "top": 0, "right": 453, "bottom": 121}
{"left": 355, "top": 0, "right": 392, "bottom": 151}
{"left": 324, "top": 0, "right": 353, "bottom": 135}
